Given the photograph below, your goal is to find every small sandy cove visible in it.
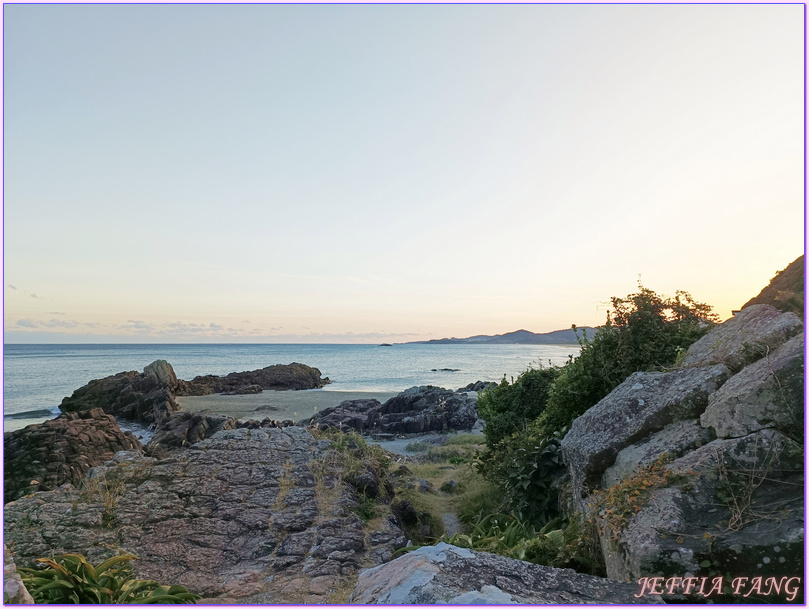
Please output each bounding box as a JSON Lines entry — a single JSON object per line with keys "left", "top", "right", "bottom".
{"left": 176, "top": 388, "right": 399, "bottom": 423}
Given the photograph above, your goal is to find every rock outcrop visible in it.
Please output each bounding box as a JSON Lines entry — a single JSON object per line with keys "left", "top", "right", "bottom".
{"left": 60, "top": 360, "right": 181, "bottom": 425}
{"left": 561, "top": 364, "right": 729, "bottom": 509}
{"left": 145, "top": 410, "right": 237, "bottom": 455}
{"left": 3, "top": 408, "right": 141, "bottom": 504}
{"left": 4, "top": 427, "right": 406, "bottom": 603}
{"left": 4, "top": 545, "right": 34, "bottom": 604}
{"left": 305, "top": 386, "right": 478, "bottom": 435}
{"left": 742, "top": 255, "right": 804, "bottom": 316}
{"left": 680, "top": 304, "right": 802, "bottom": 373}
{"left": 700, "top": 332, "right": 804, "bottom": 439}
{"left": 60, "top": 361, "right": 331, "bottom": 425}
{"left": 350, "top": 542, "right": 661, "bottom": 604}
{"left": 175, "top": 363, "right": 331, "bottom": 396}
{"left": 561, "top": 304, "right": 804, "bottom": 602}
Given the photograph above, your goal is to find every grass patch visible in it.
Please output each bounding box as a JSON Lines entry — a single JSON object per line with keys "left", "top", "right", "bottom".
{"left": 445, "top": 433, "right": 486, "bottom": 446}
{"left": 405, "top": 441, "right": 431, "bottom": 453}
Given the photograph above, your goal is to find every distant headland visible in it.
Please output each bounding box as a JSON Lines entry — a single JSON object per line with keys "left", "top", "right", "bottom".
{"left": 406, "top": 327, "right": 598, "bottom": 345}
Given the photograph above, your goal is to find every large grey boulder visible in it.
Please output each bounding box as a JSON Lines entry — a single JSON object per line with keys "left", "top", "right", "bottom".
{"left": 680, "top": 305, "right": 803, "bottom": 373}
{"left": 700, "top": 332, "right": 804, "bottom": 438}
{"left": 561, "top": 365, "right": 729, "bottom": 509}
{"left": 602, "top": 419, "right": 713, "bottom": 488}
{"left": 350, "top": 542, "right": 661, "bottom": 604}
{"left": 600, "top": 429, "right": 803, "bottom": 602}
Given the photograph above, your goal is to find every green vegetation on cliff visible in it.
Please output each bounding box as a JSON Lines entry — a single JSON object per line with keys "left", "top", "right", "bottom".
{"left": 474, "top": 283, "right": 718, "bottom": 529}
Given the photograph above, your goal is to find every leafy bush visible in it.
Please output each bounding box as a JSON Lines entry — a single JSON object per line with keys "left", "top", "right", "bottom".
{"left": 539, "top": 284, "right": 717, "bottom": 434}
{"left": 475, "top": 422, "right": 567, "bottom": 526}
{"left": 477, "top": 365, "right": 561, "bottom": 448}
{"left": 18, "top": 553, "right": 199, "bottom": 604}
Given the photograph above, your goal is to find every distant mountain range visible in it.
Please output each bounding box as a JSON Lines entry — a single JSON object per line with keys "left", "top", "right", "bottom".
{"left": 406, "top": 327, "right": 599, "bottom": 345}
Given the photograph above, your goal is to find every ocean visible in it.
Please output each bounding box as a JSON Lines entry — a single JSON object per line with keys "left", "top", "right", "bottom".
{"left": 3, "top": 343, "right": 580, "bottom": 433}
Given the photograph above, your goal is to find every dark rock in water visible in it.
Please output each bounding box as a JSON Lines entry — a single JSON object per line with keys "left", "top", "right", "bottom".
{"left": 176, "top": 363, "right": 331, "bottom": 396}
{"left": 350, "top": 543, "right": 660, "bottom": 604}
{"left": 4, "top": 408, "right": 141, "bottom": 503}
{"left": 431, "top": 368, "right": 460, "bottom": 372}
{"left": 4, "top": 427, "right": 407, "bottom": 603}
{"left": 304, "top": 387, "right": 478, "bottom": 435}
{"left": 458, "top": 380, "right": 497, "bottom": 393}
{"left": 146, "top": 410, "right": 236, "bottom": 455}
{"left": 60, "top": 360, "right": 181, "bottom": 425}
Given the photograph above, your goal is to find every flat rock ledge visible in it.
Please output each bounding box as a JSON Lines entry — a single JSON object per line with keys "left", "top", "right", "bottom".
{"left": 350, "top": 542, "right": 662, "bottom": 604}
{"left": 4, "top": 427, "right": 405, "bottom": 603}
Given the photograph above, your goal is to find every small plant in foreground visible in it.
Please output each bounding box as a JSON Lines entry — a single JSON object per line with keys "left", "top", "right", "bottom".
{"left": 18, "top": 553, "right": 200, "bottom": 604}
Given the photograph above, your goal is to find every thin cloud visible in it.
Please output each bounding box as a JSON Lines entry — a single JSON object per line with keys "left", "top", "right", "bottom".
{"left": 48, "top": 311, "right": 66, "bottom": 315}
{"left": 44, "top": 319, "right": 78, "bottom": 328}
{"left": 122, "top": 320, "right": 154, "bottom": 333}
{"left": 7, "top": 284, "right": 18, "bottom": 290}
{"left": 16, "top": 319, "right": 39, "bottom": 328}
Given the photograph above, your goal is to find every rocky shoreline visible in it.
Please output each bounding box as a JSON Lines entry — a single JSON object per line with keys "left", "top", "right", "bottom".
{"left": 4, "top": 299, "right": 804, "bottom": 604}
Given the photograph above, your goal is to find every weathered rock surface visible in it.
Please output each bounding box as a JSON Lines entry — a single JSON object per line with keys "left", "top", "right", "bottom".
{"left": 303, "top": 399, "right": 381, "bottom": 433}
{"left": 600, "top": 429, "right": 803, "bottom": 602}
{"left": 560, "top": 291, "right": 805, "bottom": 603}
{"left": 680, "top": 305, "right": 803, "bottom": 372}
{"left": 350, "top": 542, "right": 661, "bottom": 604}
{"left": 305, "top": 386, "right": 478, "bottom": 435}
{"left": 561, "top": 365, "right": 729, "bottom": 508}
{"left": 601, "top": 419, "right": 714, "bottom": 488}
{"left": 701, "top": 332, "right": 804, "bottom": 438}
{"left": 145, "top": 410, "right": 237, "bottom": 454}
{"left": 4, "top": 427, "right": 406, "bottom": 603}
{"left": 4, "top": 545, "right": 34, "bottom": 604}
{"left": 60, "top": 360, "right": 181, "bottom": 425}
{"left": 4, "top": 408, "right": 141, "bottom": 504}
{"left": 176, "top": 363, "right": 331, "bottom": 396}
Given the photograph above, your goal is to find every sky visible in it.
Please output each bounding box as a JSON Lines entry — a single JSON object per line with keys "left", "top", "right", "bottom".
{"left": 3, "top": 4, "right": 805, "bottom": 344}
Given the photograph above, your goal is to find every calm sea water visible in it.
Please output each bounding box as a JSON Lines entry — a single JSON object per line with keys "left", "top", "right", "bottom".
{"left": 3, "top": 343, "right": 579, "bottom": 432}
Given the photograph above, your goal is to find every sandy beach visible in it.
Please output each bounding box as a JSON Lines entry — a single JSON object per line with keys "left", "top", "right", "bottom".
{"left": 176, "top": 388, "right": 400, "bottom": 423}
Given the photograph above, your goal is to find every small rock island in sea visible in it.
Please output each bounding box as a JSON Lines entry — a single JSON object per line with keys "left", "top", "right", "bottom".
{"left": 4, "top": 258, "right": 804, "bottom": 604}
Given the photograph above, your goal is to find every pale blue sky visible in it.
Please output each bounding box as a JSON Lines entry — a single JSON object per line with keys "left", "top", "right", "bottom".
{"left": 3, "top": 4, "right": 804, "bottom": 343}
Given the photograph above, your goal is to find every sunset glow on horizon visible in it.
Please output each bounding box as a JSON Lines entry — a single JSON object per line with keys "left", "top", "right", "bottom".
{"left": 3, "top": 4, "right": 804, "bottom": 344}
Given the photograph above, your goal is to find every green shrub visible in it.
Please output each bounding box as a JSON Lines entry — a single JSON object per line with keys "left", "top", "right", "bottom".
{"left": 475, "top": 422, "right": 567, "bottom": 527}
{"left": 477, "top": 365, "right": 561, "bottom": 448}
{"left": 18, "top": 553, "right": 199, "bottom": 604}
{"left": 539, "top": 284, "right": 717, "bottom": 434}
